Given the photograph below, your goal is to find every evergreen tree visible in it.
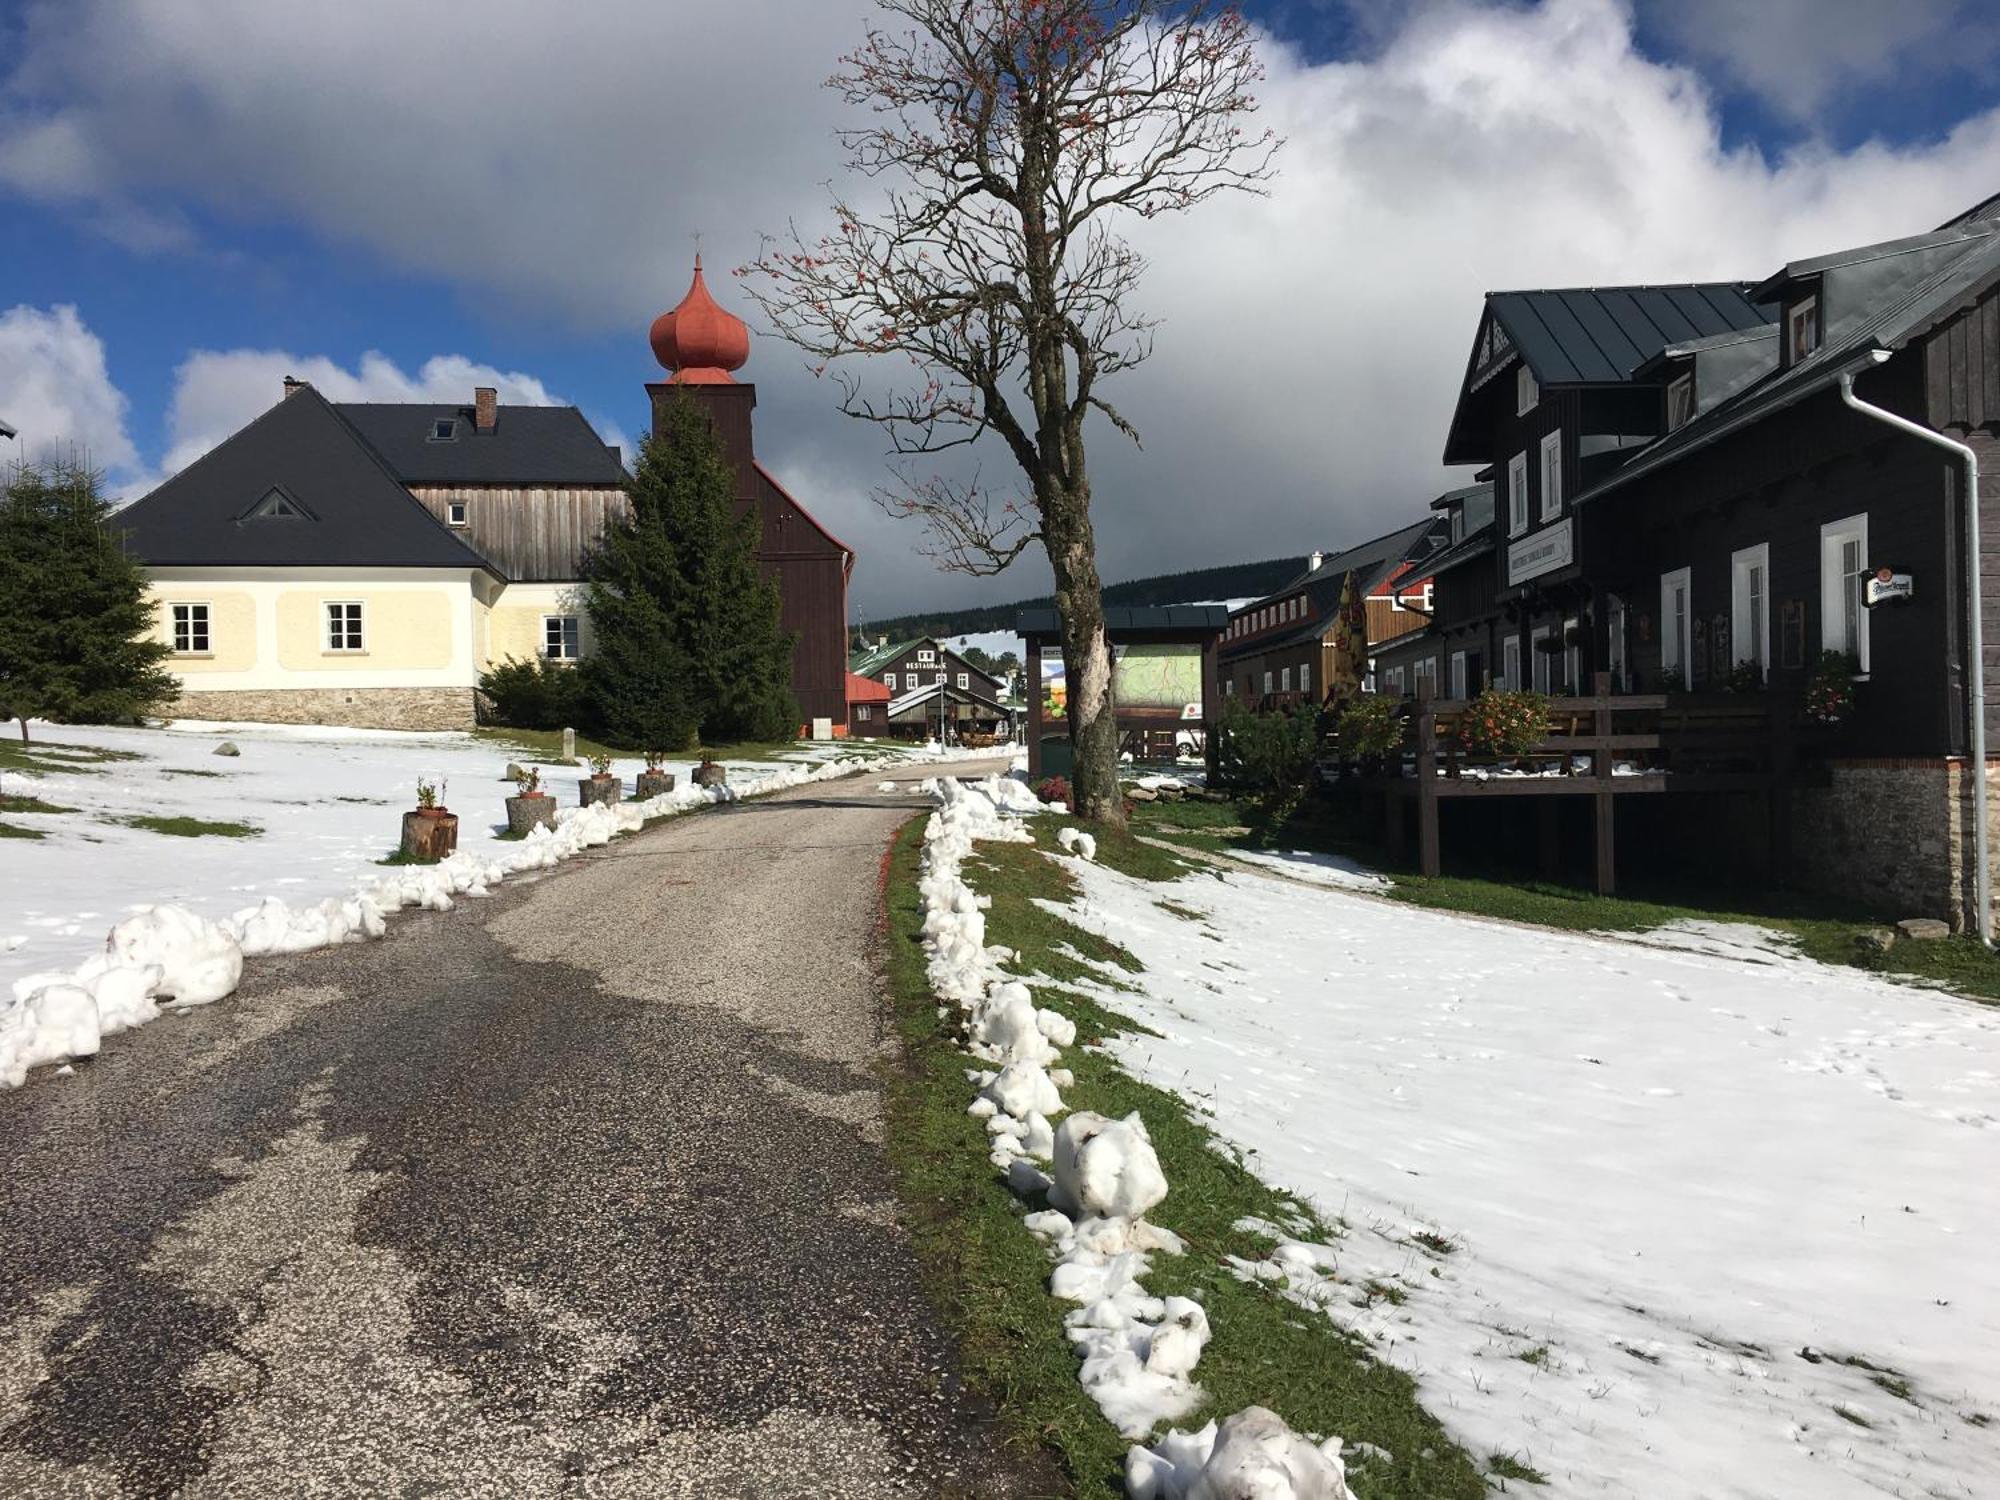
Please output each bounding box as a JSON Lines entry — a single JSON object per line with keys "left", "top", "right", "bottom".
{"left": 578, "top": 457, "right": 699, "bottom": 754}
{"left": 0, "top": 459, "right": 177, "bottom": 742}
{"left": 647, "top": 393, "right": 797, "bottom": 744}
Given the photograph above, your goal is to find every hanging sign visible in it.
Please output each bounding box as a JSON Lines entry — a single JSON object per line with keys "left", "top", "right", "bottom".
{"left": 1863, "top": 567, "right": 1914, "bottom": 608}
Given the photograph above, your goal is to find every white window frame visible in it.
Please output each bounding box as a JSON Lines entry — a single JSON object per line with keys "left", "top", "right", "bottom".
{"left": 1562, "top": 615, "right": 1581, "bottom": 693}
{"left": 1530, "top": 625, "right": 1552, "bottom": 693}
{"left": 1539, "top": 430, "right": 1564, "bottom": 521}
{"left": 1788, "top": 296, "right": 1819, "bottom": 363}
{"left": 542, "top": 614, "right": 580, "bottom": 661}
{"left": 170, "top": 601, "right": 211, "bottom": 656}
{"left": 856, "top": 704, "right": 872, "bottom": 721}
{"left": 1517, "top": 364, "right": 1538, "bottom": 416}
{"left": 1660, "top": 568, "right": 1691, "bottom": 684}
{"left": 324, "top": 600, "right": 365, "bottom": 654}
{"left": 956, "top": 671, "right": 969, "bottom": 689}
{"left": 1280, "top": 666, "right": 1292, "bottom": 692}
{"left": 1262, "top": 670, "right": 1273, "bottom": 695}
{"left": 1224, "top": 678, "right": 1235, "bottom": 696}
{"left": 917, "top": 648, "right": 936, "bottom": 664}
{"left": 1448, "top": 650, "right": 1467, "bottom": 700}
{"left": 884, "top": 672, "right": 897, "bottom": 692}
{"left": 1414, "top": 657, "right": 1439, "bottom": 698}
{"left": 1508, "top": 451, "right": 1529, "bottom": 537}
{"left": 1820, "top": 514, "right": 1870, "bottom": 674}
{"left": 1299, "top": 661, "right": 1311, "bottom": 698}
{"left": 1731, "top": 543, "right": 1771, "bottom": 680}
{"left": 1666, "top": 373, "right": 1695, "bottom": 432}
{"left": 447, "top": 501, "right": 468, "bottom": 527}
{"left": 1502, "top": 635, "right": 1521, "bottom": 692}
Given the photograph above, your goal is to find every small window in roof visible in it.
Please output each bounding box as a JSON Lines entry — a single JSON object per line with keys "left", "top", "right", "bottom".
{"left": 1666, "top": 372, "right": 1695, "bottom": 432}
{"left": 430, "top": 418, "right": 458, "bottom": 441}
{"left": 241, "top": 487, "right": 312, "bottom": 522}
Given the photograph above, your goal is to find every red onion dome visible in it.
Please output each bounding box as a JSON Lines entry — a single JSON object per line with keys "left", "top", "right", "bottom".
{"left": 649, "top": 256, "right": 750, "bottom": 384}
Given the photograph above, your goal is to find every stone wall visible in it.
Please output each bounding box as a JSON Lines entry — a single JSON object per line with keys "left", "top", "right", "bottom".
{"left": 1790, "top": 759, "right": 2000, "bottom": 931}
{"left": 165, "top": 687, "right": 476, "bottom": 733}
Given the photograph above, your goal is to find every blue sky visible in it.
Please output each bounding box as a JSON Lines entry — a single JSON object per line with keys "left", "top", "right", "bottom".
{"left": 2, "top": 0, "right": 1997, "bottom": 616}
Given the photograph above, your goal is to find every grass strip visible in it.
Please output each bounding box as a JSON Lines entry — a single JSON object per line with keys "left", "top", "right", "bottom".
{"left": 880, "top": 815, "right": 1490, "bottom": 1498}
{"left": 123, "top": 815, "right": 260, "bottom": 839}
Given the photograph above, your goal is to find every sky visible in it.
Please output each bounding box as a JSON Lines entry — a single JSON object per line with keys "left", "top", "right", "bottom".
{"left": 1, "top": 0, "right": 1997, "bottom": 621}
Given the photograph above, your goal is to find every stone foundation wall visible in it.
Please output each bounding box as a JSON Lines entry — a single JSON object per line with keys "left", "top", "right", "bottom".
{"left": 166, "top": 687, "right": 476, "bottom": 733}
{"left": 1790, "top": 759, "right": 2000, "bottom": 931}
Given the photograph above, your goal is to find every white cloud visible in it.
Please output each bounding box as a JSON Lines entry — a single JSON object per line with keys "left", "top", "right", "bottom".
{"left": 0, "top": 302, "right": 137, "bottom": 473}
{"left": 3, "top": 0, "right": 1998, "bottom": 608}
{"left": 158, "top": 349, "right": 563, "bottom": 476}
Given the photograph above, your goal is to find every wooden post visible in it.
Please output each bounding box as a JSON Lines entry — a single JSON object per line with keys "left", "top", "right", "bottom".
{"left": 1591, "top": 670, "right": 1616, "bottom": 895}
{"left": 561, "top": 726, "right": 576, "bottom": 763}
{"left": 1026, "top": 637, "right": 1044, "bottom": 780}
{"left": 1415, "top": 681, "right": 1441, "bottom": 878}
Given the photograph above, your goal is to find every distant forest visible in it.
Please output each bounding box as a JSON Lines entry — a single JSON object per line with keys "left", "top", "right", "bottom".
{"left": 859, "top": 555, "right": 1307, "bottom": 642}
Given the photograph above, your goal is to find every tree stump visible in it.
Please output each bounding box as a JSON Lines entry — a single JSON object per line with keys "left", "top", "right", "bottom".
{"left": 636, "top": 770, "right": 676, "bottom": 800}
{"left": 400, "top": 809, "right": 458, "bottom": 862}
{"left": 579, "top": 775, "right": 622, "bottom": 807}
{"left": 693, "top": 763, "right": 727, "bottom": 789}
{"left": 506, "top": 794, "right": 557, "bottom": 837}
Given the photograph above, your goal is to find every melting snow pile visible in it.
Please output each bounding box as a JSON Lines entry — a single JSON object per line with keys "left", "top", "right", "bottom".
{"left": 917, "top": 772, "right": 1343, "bottom": 1489}
{"left": 1056, "top": 826, "right": 1098, "bottom": 862}
{"left": 0, "top": 743, "right": 993, "bottom": 1091}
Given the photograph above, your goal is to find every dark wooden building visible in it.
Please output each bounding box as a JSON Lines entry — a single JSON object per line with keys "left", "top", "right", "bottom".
{"left": 1219, "top": 514, "right": 1449, "bottom": 707}
{"left": 848, "top": 636, "right": 1012, "bottom": 740}
{"left": 1378, "top": 193, "right": 2000, "bottom": 927}
{"left": 649, "top": 261, "right": 858, "bottom": 735}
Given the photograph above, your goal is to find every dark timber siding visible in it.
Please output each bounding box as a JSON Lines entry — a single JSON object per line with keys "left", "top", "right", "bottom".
{"left": 1926, "top": 282, "right": 2000, "bottom": 432}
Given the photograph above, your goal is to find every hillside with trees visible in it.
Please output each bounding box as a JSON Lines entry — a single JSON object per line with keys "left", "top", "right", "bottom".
{"left": 860, "top": 555, "right": 1308, "bottom": 643}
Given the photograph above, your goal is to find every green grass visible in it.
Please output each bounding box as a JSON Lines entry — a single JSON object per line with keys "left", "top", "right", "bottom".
{"left": 472, "top": 726, "right": 818, "bottom": 768}
{"left": 0, "top": 737, "right": 144, "bottom": 776}
{"left": 160, "top": 767, "right": 226, "bottom": 778}
{"left": 1135, "top": 795, "right": 2000, "bottom": 1006}
{"left": 0, "top": 821, "right": 46, "bottom": 839}
{"left": 122, "top": 814, "right": 260, "bottom": 839}
{"left": 879, "top": 817, "right": 1487, "bottom": 1499}
{"left": 1487, "top": 1450, "right": 1549, "bottom": 1485}
{"left": 375, "top": 848, "right": 441, "bottom": 865}
{"left": 0, "top": 793, "right": 78, "bottom": 816}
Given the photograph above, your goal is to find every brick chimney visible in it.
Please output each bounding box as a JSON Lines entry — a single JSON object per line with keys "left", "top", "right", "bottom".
{"left": 474, "top": 386, "right": 498, "bottom": 432}
{"left": 282, "top": 376, "right": 306, "bottom": 399}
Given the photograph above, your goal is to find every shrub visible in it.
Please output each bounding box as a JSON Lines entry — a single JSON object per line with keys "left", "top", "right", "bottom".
{"left": 1724, "top": 659, "right": 1766, "bottom": 694}
{"left": 478, "top": 655, "right": 588, "bottom": 730}
{"left": 1334, "top": 694, "right": 1405, "bottom": 761}
{"left": 1656, "top": 667, "right": 1686, "bottom": 693}
{"left": 1033, "top": 775, "right": 1072, "bottom": 806}
{"left": 1215, "top": 701, "right": 1322, "bottom": 826}
{"left": 1804, "top": 650, "right": 1860, "bottom": 726}
{"left": 1456, "top": 689, "right": 1554, "bottom": 757}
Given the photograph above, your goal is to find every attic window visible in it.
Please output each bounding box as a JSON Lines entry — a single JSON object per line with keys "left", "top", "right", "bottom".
{"left": 1516, "top": 365, "right": 1538, "bottom": 416}
{"left": 1787, "top": 296, "right": 1820, "bottom": 364}
{"left": 242, "top": 488, "right": 311, "bottom": 522}
{"left": 447, "top": 502, "right": 468, "bottom": 526}
{"left": 430, "top": 418, "right": 458, "bottom": 441}
{"left": 1666, "top": 372, "right": 1695, "bottom": 432}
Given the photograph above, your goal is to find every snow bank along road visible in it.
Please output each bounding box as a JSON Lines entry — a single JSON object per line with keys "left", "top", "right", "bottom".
{"left": 0, "top": 758, "right": 1042, "bottom": 1497}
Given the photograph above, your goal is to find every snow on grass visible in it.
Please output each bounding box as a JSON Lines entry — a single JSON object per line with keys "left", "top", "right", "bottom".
{"left": 1043, "top": 857, "right": 2000, "bottom": 1498}
{"left": 1219, "top": 848, "right": 1389, "bottom": 893}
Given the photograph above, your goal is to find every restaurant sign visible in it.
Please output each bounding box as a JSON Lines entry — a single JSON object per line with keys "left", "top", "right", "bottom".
{"left": 1507, "top": 517, "right": 1574, "bottom": 587}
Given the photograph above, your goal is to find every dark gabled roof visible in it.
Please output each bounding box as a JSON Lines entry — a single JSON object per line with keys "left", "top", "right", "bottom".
{"left": 1443, "top": 283, "right": 1772, "bottom": 464}
{"left": 116, "top": 387, "right": 495, "bottom": 572}
{"left": 1417, "top": 523, "right": 1496, "bottom": 579}
{"left": 336, "top": 402, "right": 626, "bottom": 486}
{"left": 1428, "top": 481, "right": 1491, "bottom": 512}
{"left": 1489, "top": 284, "right": 1771, "bottom": 387}
{"left": 1579, "top": 211, "right": 2000, "bottom": 507}
{"left": 1016, "top": 604, "right": 1228, "bottom": 642}
{"left": 0, "top": 416, "right": 16, "bottom": 440}
{"left": 1219, "top": 514, "right": 1448, "bottom": 660}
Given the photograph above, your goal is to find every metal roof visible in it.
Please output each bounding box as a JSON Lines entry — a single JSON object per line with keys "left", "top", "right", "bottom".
{"left": 1579, "top": 214, "right": 2000, "bottom": 507}
{"left": 0, "top": 416, "right": 15, "bottom": 441}
{"left": 1489, "top": 284, "right": 1771, "bottom": 387}
{"left": 848, "top": 637, "right": 927, "bottom": 677}
{"left": 116, "top": 387, "right": 496, "bottom": 573}
{"left": 1016, "top": 604, "right": 1228, "bottom": 642}
{"left": 337, "top": 402, "right": 627, "bottom": 486}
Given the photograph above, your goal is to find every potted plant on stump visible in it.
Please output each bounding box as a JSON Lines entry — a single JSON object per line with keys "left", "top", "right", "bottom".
{"left": 400, "top": 776, "right": 458, "bottom": 861}
{"left": 692, "top": 756, "right": 727, "bottom": 790}
{"left": 636, "top": 749, "right": 676, "bottom": 801}
{"left": 506, "top": 766, "right": 557, "bottom": 836}
{"left": 580, "top": 753, "right": 622, "bottom": 807}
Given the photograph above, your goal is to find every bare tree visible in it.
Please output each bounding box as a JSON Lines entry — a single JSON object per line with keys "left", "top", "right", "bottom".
{"left": 743, "top": 0, "right": 1276, "bottom": 823}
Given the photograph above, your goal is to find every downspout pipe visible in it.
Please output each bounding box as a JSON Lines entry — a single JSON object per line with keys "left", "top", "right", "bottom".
{"left": 1839, "top": 354, "right": 1990, "bottom": 944}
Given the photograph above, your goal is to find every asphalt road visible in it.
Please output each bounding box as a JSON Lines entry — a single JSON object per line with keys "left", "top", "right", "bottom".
{"left": 0, "top": 757, "right": 1042, "bottom": 1499}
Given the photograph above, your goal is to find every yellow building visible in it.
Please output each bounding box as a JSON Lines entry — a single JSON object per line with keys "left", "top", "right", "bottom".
{"left": 118, "top": 382, "right": 625, "bottom": 731}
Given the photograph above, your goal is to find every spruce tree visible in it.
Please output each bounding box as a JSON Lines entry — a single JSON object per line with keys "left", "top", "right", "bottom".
{"left": 578, "top": 451, "right": 699, "bottom": 753}
{"left": 648, "top": 393, "right": 798, "bottom": 744}
{"left": 0, "top": 459, "right": 177, "bottom": 742}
